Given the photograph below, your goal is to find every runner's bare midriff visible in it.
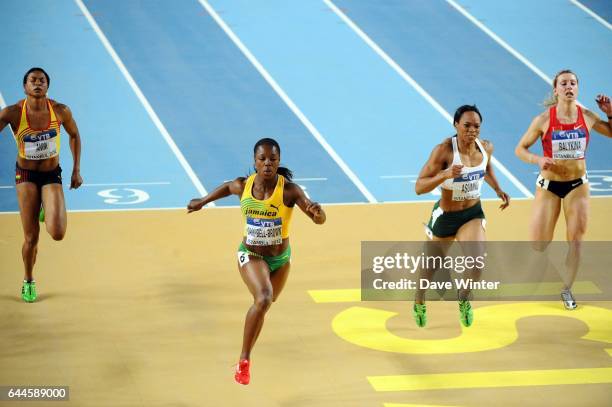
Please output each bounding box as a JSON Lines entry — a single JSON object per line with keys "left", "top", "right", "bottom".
{"left": 439, "top": 190, "right": 480, "bottom": 212}
{"left": 540, "top": 159, "right": 586, "bottom": 181}
{"left": 16, "top": 156, "right": 60, "bottom": 172}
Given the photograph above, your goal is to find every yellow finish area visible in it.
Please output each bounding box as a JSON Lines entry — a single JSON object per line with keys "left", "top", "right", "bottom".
{"left": 332, "top": 303, "right": 612, "bottom": 354}
{"left": 1, "top": 199, "right": 610, "bottom": 406}
{"left": 384, "top": 404, "right": 459, "bottom": 407}
{"left": 309, "top": 288, "right": 362, "bottom": 303}
{"left": 369, "top": 367, "right": 612, "bottom": 391}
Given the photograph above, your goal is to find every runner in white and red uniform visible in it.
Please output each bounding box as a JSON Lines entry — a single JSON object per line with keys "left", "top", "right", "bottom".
{"left": 538, "top": 102, "right": 590, "bottom": 197}
{"left": 515, "top": 69, "right": 612, "bottom": 309}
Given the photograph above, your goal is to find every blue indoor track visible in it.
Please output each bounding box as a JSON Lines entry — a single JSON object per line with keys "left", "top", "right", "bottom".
{"left": 1, "top": 0, "right": 611, "bottom": 212}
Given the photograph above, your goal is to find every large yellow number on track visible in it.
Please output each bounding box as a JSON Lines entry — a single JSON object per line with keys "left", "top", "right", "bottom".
{"left": 331, "top": 303, "right": 612, "bottom": 354}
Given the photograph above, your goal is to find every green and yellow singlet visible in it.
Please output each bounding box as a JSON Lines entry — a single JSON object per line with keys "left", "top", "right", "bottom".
{"left": 240, "top": 174, "right": 293, "bottom": 246}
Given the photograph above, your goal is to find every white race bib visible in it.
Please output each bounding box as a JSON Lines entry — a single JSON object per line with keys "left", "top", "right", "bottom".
{"left": 23, "top": 129, "right": 58, "bottom": 160}
{"left": 451, "top": 169, "right": 485, "bottom": 201}
{"left": 245, "top": 217, "right": 282, "bottom": 246}
{"left": 551, "top": 128, "right": 587, "bottom": 160}
{"left": 237, "top": 251, "right": 250, "bottom": 267}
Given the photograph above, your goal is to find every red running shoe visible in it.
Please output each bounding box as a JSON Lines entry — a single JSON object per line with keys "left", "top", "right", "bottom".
{"left": 234, "top": 359, "right": 250, "bottom": 385}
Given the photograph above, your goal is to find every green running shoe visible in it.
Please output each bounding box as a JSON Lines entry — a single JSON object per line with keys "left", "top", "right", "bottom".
{"left": 21, "top": 280, "right": 37, "bottom": 302}
{"left": 39, "top": 206, "right": 45, "bottom": 223}
{"left": 459, "top": 300, "right": 473, "bottom": 327}
{"left": 413, "top": 303, "right": 427, "bottom": 328}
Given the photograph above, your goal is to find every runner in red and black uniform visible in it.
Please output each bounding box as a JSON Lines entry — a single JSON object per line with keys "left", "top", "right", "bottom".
{"left": 0, "top": 67, "right": 83, "bottom": 302}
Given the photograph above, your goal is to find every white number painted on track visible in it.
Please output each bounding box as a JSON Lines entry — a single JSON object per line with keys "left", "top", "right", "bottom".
{"left": 588, "top": 175, "right": 612, "bottom": 192}
{"left": 97, "top": 188, "right": 150, "bottom": 205}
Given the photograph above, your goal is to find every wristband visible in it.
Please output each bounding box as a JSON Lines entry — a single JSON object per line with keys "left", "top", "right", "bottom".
{"left": 607, "top": 115, "right": 612, "bottom": 120}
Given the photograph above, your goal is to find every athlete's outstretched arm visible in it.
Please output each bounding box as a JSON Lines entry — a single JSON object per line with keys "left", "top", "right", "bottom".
{"left": 515, "top": 113, "right": 554, "bottom": 171}
{"left": 0, "top": 108, "right": 8, "bottom": 132}
{"left": 415, "top": 142, "right": 461, "bottom": 195}
{"left": 585, "top": 94, "right": 612, "bottom": 138}
{"left": 187, "top": 178, "right": 245, "bottom": 213}
{"left": 286, "top": 183, "right": 326, "bottom": 224}
{"left": 57, "top": 104, "right": 83, "bottom": 189}
{"left": 0, "top": 105, "right": 16, "bottom": 133}
{"left": 482, "top": 141, "right": 509, "bottom": 210}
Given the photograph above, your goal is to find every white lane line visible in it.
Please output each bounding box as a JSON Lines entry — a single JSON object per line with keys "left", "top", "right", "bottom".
{"left": 0, "top": 90, "right": 16, "bottom": 139}
{"left": 223, "top": 177, "right": 328, "bottom": 183}
{"left": 293, "top": 177, "right": 328, "bottom": 181}
{"left": 325, "top": 0, "right": 534, "bottom": 198}
{"left": 447, "top": 0, "right": 596, "bottom": 107}
{"left": 324, "top": 0, "right": 452, "bottom": 124}
{"left": 533, "top": 169, "right": 612, "bottom": 174}
{"left": 2, "top": 194, "right": 612, "bottom": 215}
{"left": 380, "top": 175, "right": 416, "bottom": 179}
{"left": 82, "top": 181, "right": 171, "bottom": 187}
{"left": 570, "top": 0, "right": 612, "bottom": 31}
{"left": 445, "top": 0, "right": 555, "bottom": 84}
{"left": 73, "top": 0, "right": 212, "bottom": 204}
{"left": 0, "top": 182, "right": 171, "bottom": 189}
{"left": 197, "top": 0, "right": 376, "bottom": 203}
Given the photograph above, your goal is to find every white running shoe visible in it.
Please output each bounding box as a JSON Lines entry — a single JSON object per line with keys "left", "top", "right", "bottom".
{"left": 561, "top": 289, "right": 577, "bottom": 310}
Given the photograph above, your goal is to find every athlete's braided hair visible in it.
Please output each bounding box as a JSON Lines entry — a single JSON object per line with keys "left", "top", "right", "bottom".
{"left": 253, "top": 138, "right": 293, "bottom": 181}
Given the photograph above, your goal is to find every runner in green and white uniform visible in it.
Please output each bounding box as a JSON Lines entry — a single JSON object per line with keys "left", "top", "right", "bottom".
{"left": 414, "top": 105, "right": 510, "bottom": 328}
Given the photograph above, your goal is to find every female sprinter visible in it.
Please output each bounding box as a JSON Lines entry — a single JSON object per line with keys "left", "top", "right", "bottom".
{"left": 0, "top": 67, "right": 83, "bottom": 302}
{"left": 187, "top": 138, "right": 326, "bottom": 385}
{"left": 414, "top": 105, "right": 509, "bottom": 327}
{"left": 515, "top": 69, "right": 612, "bottom": 309}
